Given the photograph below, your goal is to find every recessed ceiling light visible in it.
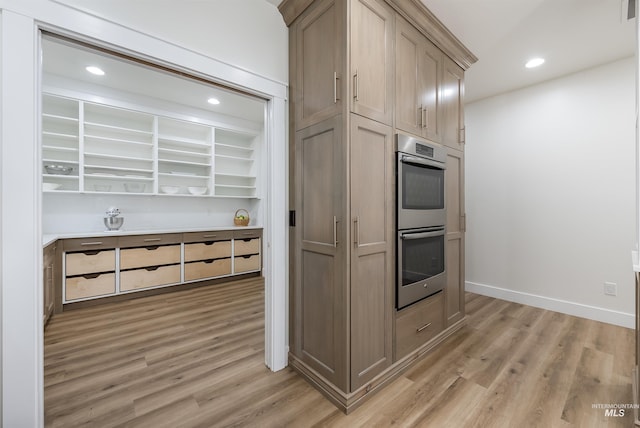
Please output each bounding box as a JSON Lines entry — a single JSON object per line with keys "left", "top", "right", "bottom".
{"left": 525, "top": 58, "right": 545, "bottom": 69}
{"left": 207, "top": 97, "right": 220, "bottom": 105}
{"left": 85, "top": 66, "right": 105, "bottom": 76}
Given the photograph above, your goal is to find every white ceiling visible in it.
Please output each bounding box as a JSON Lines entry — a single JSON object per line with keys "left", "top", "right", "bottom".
{"left": 42, "top": 37, "right": 266, "bottom": 125}
{"left": 268, "top": 0, "right": 636, "bottom": 103}
{"left": 420, "top": 0, "right": 636, "bottom": 102}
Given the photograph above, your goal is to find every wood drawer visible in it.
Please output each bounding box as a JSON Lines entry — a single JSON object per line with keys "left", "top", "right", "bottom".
{"left": 65, "top": 272, "right": 115, "bottom": 301}
{"left": 184, "top": 241, "right": 232, "bottom": 262}
{"left": 118, "top": 233, "right": 182, "bottom": 249}
{"left": 66, "top": 250, "right": 116, "bottom": 276}
{"left": 234, "top": 238, "right": 261, "bottom": 256}
{"left": 233, "top": 229, "right": 262, "bottom": 240}
{"left": 120, "top": 245, "right": 180, "bottom": 270}
{"left": 120, "top": 264, "right": 181, "bottom": 291}
{"left": 62, "top": 237, "right": 118, "bottom": 252}
{"left": 395, "top": 292, "right": 444, "bottom": 360}
{"left": 183, "top": 230, "right": 234, "bottom": 243}
{"left": 234, "top": 254, "right": 261, "bottom": 273}
{"left": 184, "top": 258, "right": 232, "bottom": 281}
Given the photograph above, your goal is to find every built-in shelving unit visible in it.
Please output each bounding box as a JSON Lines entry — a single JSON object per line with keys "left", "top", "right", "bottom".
{"left": 42, "top": 94, "right": 261, "bottom": 198}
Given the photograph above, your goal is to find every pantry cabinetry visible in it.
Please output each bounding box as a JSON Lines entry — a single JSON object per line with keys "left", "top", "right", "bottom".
{"left": 56, "top": 228, "right": 262, "bottom": 307}
{"left": 41, "top": 95, "right": 260, "bottom": 198}
{"left": 280, "top": 0, "right": 475, "bottom": 413}
{"left": 395, "top": 15, "right": 442, "bottom": 142}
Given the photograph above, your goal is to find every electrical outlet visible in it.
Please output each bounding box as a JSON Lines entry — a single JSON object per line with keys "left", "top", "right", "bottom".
{"left": 604, "top": 282, "right": 617, "bottom": 296}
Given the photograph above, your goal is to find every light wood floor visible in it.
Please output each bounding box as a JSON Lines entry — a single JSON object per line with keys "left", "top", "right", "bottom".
{"left": 45, "top": 277, "right": 636, "bottom": 427}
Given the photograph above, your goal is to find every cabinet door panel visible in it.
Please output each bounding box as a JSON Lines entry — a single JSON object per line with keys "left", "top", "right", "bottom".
{"left": 350, "top": 0, "right": 393, "bottom": 124}
{"left": 293, "top": 116, "right": 347, "bottom": 390}
{"left": 445, "top": 149, "right": 465, "bottom": 325}
{"left": 420, "top": 40, "right": 442, "bottom": 142}
{"left": 442, "top": 57, "right": 465, "bottom": 150}
{"left": 295, "top": 0, "right": 344, "bottom": 130}
{"left": 350, "top": 114, "right": 393, "bottom": 390}
{"left": 395, "top": 17, "right": 422, "bottom": 136}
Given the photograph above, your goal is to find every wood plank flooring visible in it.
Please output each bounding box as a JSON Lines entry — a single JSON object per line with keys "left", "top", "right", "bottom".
{"left": 45, "top": 278, "right": 636, "bottom": 427}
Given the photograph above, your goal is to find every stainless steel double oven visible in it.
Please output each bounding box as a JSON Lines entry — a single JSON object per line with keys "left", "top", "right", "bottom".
{"left": 396, "top": 133, "right": 446, "bottom": 309}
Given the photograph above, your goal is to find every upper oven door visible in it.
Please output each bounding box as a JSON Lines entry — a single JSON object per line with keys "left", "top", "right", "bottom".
{"left": 397, "top": 153, "right": 446, "bottom": 229}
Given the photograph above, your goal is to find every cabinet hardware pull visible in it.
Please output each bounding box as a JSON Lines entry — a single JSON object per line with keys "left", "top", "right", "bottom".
{"left": 423, "top": 107, "right": 428, "bottom": 129}
{"left": 82, "top": 250, "right": 101, "bottom": 256}
{"left": 145, "top": 246, "right": 159, "bottom": 251}
{"left": 419, "top": 106, "right": 424, "bottom": 128}
{"left": 333, "top": 216, "right": 338, "bottom": 247}
{"left": 203, "top": 234, "right": 218, "bottom": 238}
{"left": 204, "top": 241, "right": 214, "bottom": 246}
{"left": 204, "top": 259, "right": 215, "bottom": 264}
{"left": 417, "top": 322, "right": 432, "bottom": 333}
{"left": 353, "top": 70, "right": 359, "bottom": 101}
{"left": 80, "top": 241, "right": 103, "bottom": 246}
{"left": 144, "top": 266, "right": 160, "bottom": 271}
{"left": 461, "top": 214, "right": 467, "bottom": 232}
{"left": 353, "top": 216, "right": 360, "bottom": 247}
{"left": 333, "top": 72, "right": 339, "bottom": 103}
{"left": 143, "top": 238, "right": 162, "bottom": 242}
{"left": 82, "top": 273, "right": 101, "bottom": 279}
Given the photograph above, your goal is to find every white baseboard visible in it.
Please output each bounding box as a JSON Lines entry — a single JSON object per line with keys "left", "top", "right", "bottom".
{"left": 466, "top": 281, "right": 634, "bottom": 329}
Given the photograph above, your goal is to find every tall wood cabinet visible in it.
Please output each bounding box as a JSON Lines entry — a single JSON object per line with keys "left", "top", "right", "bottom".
{"left": 280, "top": 0, "right": 476, "bottom": 413}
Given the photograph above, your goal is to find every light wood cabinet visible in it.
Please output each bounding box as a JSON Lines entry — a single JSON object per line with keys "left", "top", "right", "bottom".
{"left": 395, "top": 15, "right": 442, "bottom": 142}
{"left": 43, "top": 242, "right": 56, "bottom": 327}
{"left": 442, "top": 57, "right": 465, "bottom": 150}
{"left": 293, "top": 0, "right": 344, "bottom": 130}
{"left": 395, "top": 292, "right": 444, "bottom": 360}
{"left": 349, "top": 114, "right": 394, "bottom": 390}
{"left": 63, "top": 238, "right": 117, "bottom": 302}
{"left": 56, "top": 228, "right": 262, "bottom": 306}
{"left": 293, "top": 115, "right": 347, "bottom": 389}
{"left": 350, "top": 0, "right": 394, "bottom": 125}
{"left": 280, "top": 0, "right": 474, "bottom": 413}
{"left": 445, "top": 148, "right": 465, "bottom": 325}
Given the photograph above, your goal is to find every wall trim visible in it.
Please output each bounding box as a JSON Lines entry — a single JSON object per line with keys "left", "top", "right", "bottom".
{"left": 466, "top": 280, "right": 635, "bottom": 329}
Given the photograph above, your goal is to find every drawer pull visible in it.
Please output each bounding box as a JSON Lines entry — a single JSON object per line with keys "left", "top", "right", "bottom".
{"left": 144, "top": 246, "right": 160, "bottom": 251}
{"left": 204, "top": 259, "right": 215, "bottom": 264}
{"left": 416, "top": 322, "right": 432, "bottom": 333}
{"left": 242, "top": 255, "right": 252, "bottom": 259}
{"left": 203, "top": 234, "right": 218, "bottom": 238}
{"left": 204, "top": 241, "right": 214, "bottom": 246}
{"left": 143, "top": 238, "right": 162, "bottom": 242}
{"left": 82, "top": 250, "right": 101, "bottom": 256}
{"left": 80, "top": 241, "right": 103, "bottom": 246}
{"left": 82, "top": 273, "right": 101, "bottom": 279}
{"left": 144, "top": 266, "right": 160, "bottom": 271}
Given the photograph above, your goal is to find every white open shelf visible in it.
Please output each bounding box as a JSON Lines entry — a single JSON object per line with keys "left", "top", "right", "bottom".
{"left": 42, "top": 94, "right": 262, "bottom": 199}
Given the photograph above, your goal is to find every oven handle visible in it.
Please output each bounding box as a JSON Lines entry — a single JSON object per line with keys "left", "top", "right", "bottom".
{"left": 401, "top": 230, "right": 445, "bottom": 240}
{"left": 400, "top": 155, "right": 445, "bottom": 170}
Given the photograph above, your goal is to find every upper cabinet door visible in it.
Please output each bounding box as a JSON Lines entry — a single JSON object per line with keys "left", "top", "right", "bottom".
{"left": 442, "top": 56, "right": 465, "bottom": 150}
{"left": 294, "top": 0, "right": 345, "bottom": 131}
{"left": 419, "top": 39, "right": 442, "bottom": 143}
{"left": 350, "top": 0, "right": 393, "bottom": 125}
{"left": 395, "top": 16, "right": 442, "bottom": 142}
{"left": 395, "top": 16, "right": 422, "bottom": 137}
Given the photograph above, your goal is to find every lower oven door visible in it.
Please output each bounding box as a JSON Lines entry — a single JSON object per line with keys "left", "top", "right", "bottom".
{"left": 397, "top": 227, "right": 446, "bottom": 309}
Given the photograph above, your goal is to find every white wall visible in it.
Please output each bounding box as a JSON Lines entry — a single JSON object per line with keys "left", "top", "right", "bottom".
{"left": 465, "top": 57, "right": 636, "bottom": 327}
{"left": 0, "top": 0, "right": 289, "bottom": 425}
{"left": 54, "top": 0, "right": 288, "bottom": 85}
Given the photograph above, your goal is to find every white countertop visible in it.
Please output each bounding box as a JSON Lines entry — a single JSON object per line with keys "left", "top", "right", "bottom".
{"left": 42, "top": 225, "right": 262, "bottom": 247}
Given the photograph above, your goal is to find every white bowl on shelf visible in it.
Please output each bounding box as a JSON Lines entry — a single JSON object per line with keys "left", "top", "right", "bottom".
{"left": 187, "top": 186, "right": 207, "bottom": 195}
{"left": 160, "top": 185, "right": 180, "bottom": 194}
{"left": 124, "top": 183, "right": 146, "bottom": 193}
{"left": 93, "top": 184, "right": 112, "bottom": 192}
{"left": 42, "top": 182, "right": 61, "bottom": 191}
